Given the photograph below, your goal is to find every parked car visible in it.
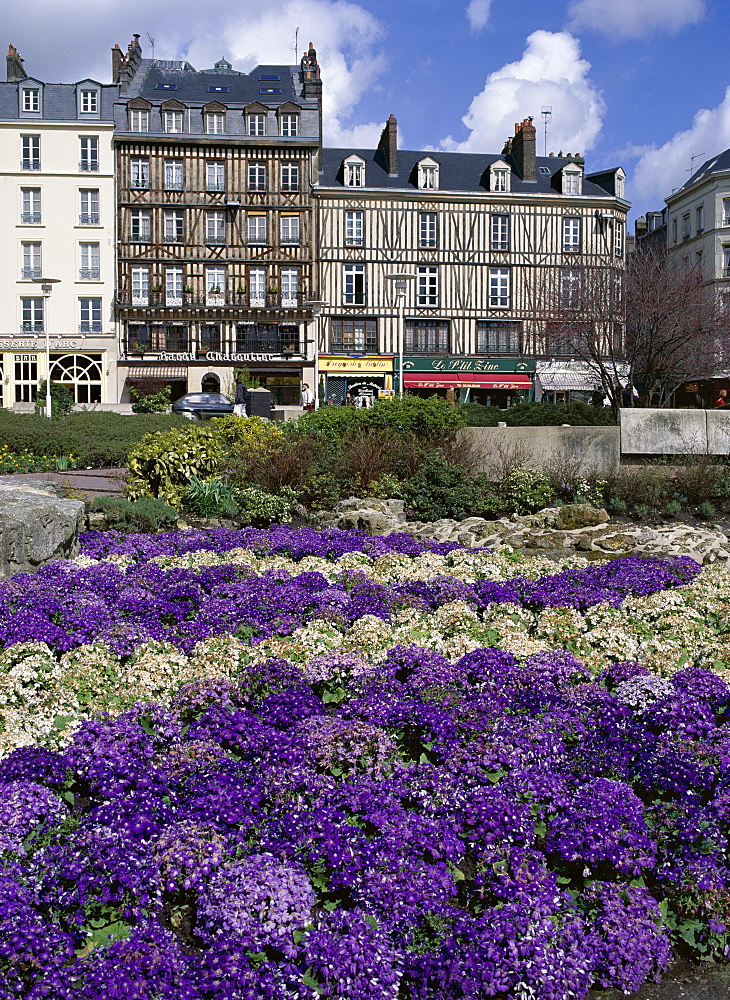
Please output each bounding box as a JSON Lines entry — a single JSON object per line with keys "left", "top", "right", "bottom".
{"left": 172, "top": 392, "right": 234, "bottom": 420}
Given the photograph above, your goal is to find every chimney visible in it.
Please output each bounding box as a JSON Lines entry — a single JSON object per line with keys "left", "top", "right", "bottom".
{"left": 115, "top": 34, "right": 143, "bottom": 94}
{"left": 378, "top": 114, "right": 398, "bottom": 176}
{"left": 501, "top": 137, "right": 513, "bottom": 156}
{"left": 511, "top": 116, "right": 536, "bottom": 182}
{"left": 111, "top": 44, "right": 123, "bottom": 83}
{"left": 300, "top": 42, "right": 323, "bottom": 172}
{"left": 7, "top": 44, "right": 26, "bottom": 83}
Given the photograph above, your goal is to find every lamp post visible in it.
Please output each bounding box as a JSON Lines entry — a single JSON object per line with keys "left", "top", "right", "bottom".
{"left": 384, "top": 272, "right": 415, "bottom": 397}
{"left": 32, "top": 277, "right": 61, "bottom": 419}
{"left": 302, "top": 298, "right": 327, "bottom": 409}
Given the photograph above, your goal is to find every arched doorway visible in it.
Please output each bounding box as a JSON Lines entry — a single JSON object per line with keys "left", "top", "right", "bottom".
{"left": 49, "top": 353, "right": 103, "bottom": 404}
{"left": 201, "top": 372, "right": 220, "bottom": 393}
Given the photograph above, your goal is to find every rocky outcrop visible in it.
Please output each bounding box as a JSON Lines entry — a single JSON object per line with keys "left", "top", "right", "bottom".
{"left": 316, "top": 498, "right": 730, "bottom": 564}
{"left": 0, "top": 478, "right": 85, "bottom": 577}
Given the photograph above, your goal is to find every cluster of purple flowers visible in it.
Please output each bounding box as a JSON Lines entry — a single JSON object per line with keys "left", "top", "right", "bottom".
{"left": 0, "top": 645, "right": 727, "bottom": 998}
{"left": 0, "top": 530, "right": 701, "bottom": 654}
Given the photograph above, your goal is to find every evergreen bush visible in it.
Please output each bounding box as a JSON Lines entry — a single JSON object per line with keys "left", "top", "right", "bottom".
{"left": 89, "top": 496, "right": 179, "bottom": 533}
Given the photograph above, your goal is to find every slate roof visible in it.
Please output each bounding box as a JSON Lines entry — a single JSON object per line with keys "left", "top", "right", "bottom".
{"left": 125, "top": 59, "right": 311, "bottom": 108}
{"left": 674, "top": 147, "right": 730, "bottom": 195}
{"left": 317, "top": 146, "right": 621, "bottom": 197}
{"left": 0, "top": 80, "right": 117, "bottom": 121}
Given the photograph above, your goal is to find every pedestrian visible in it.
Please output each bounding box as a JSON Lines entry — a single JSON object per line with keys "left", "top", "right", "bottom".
{"left": 301, "top": 383, "right": 314, "bottom": 410}
{"left": 714, "top": 389, "right": 727, "bottom": 408}
{"left": 590, "top": 387, "right": 605, "bottom": 408}
{"left": 234, "top": 378, "right": 249, "bottom": 417}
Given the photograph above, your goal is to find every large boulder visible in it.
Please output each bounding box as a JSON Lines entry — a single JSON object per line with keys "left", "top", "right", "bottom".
{"left": 0, "top": 478, "right": 85, "bottom": 577}
{"left": 553, "top": 504, "right": 610, "bottom": 530}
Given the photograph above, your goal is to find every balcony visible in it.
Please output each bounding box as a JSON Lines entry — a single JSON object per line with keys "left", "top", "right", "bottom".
{"left": 131, "top": 294, "right": 149, "bottom": 306}
{"left": 207, "top": 182, "right": 226, "bottom": 192}
{"left": 79, "top": 213, "right": 99, "bottom": 225}
{"left": 21, "top": 267, "right": 42, "bottom": 279}
{"left": 21, "top": 159, "right": 40, "bottom": 170}
{"left": 281, "top": 236, "right": 300, "bottom": 246}
{"left": 79, "top": 323, "right": 102, "bottom": 334}
{"left": 79, "top": 161, "right": 99, "bottom": 172}
{"left": 248, "top": 236, "right": 267, "bottom": 246}
{"left": 165, "top": 182, "right": 183, "bottom": 191}
{"left": 236, "top": 335, "right": 302, "bottom": 354}
{"left": 79, "top": 268, "right": 100, "bottom": 281}
{"left": 21, "top": 322, "right": 44, "bottom": 334}
{"left": 724, "top": 216, "right": 730, "bottom": 227}
{"left": 205, "top": 234, "right": 226, "bottom": 245}
{"left": 165, "top": 235, "right": 184, "bottom": 244}
{"left": 724, "top": 267, "right": 730, "bottom": 278}
{"left": 20, "top": 213, "right": 41, "bottom": 224}
{"left": 166, "top": 295, "right": 183, "bottom": 307}
{"left": 130, "top": 235, "right": 150, "bottom": 244}
{"left": 206, "top": 292, "right": 225, "bottom": 306}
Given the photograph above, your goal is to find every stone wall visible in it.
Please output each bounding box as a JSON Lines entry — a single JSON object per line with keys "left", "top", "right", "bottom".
{"left": 0, "top": 478, "right": 85, "bottom": 577}
{"left": 459, "top": 425, "right": 620, "bottom": 475}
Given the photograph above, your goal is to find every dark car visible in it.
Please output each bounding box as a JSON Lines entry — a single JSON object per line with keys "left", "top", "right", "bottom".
{"left": 172, "top": 392, "right": 234, "bottom": 420}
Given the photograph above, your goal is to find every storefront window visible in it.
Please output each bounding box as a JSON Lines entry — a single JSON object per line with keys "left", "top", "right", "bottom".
{"left": 49, "top": 353, "right": 103, "bottom": 404}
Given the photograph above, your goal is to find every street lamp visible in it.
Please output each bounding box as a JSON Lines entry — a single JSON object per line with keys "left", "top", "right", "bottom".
{"left": 384, "top": 272, "right": 415, "bottom": 397}
{"left": 32, "top": 277, "right": 61, "bottom": 419}
{"left": 302, "top": 298, "right": 327, "bottom": 409}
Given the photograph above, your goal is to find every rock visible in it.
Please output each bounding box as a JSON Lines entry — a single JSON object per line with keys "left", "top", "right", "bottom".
{"left": 594, "top": 532, "right": 635, "bottom": 552}
{"left": 0, "top": 478, "right": 85, "bottom": 577}
{"left": 553, "top": 504, "right": 610, "bottom": 530}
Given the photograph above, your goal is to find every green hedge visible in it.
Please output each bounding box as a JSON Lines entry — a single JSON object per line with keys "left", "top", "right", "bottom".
{"left": 460, "top": 401, "right": 616, "bottom": 427}
{"left": 0, "top": 411, "right": 185, "bottom": 467}
{"left": 292, "top": 395, "right": 466, "bottom": 444}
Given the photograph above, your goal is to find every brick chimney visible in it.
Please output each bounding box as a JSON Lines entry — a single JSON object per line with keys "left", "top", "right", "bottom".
{"left": 114, "top": 34, "right": 143, "bottom": 93}
{"left": 111, "top": 44, "right": 123, "bottom": 83}
{"left": 300, "top": 42, "right": 323, "bottom": 172}
{"left": 511, "top": 117, "right": 536, "bottom": 182}
{"left": 378, "top": 114, "right": 398, "bottom": 176}
{"left": 7, "top": 44, "right": 26, "bottom": 83}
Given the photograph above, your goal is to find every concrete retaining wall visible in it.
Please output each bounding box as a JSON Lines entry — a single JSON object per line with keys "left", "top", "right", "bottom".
{"left": 620, "top": 408, "right": 730, "bottom": 455}
{"left": 460, "top": 426, "right": 620, "bottom": 476}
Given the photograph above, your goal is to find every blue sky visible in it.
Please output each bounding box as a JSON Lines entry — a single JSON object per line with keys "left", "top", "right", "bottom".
{"left": 5, "top": 0, "right": 730, "bottom": 223}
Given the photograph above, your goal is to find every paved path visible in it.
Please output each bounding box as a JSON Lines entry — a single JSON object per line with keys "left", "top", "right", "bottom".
{"left": 10, "top": 468, "right": 126, "bottom": 501}
{"left": 590, "top": 962, "right": 730, "bottom": 999}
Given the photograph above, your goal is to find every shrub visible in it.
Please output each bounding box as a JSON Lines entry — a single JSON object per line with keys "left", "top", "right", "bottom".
{"left": 609, "top": 464, "right": 675, "bottom": 512}
{"left": 499, "top": 467, "right": 557, "bottom": 514}
{"left": 295, "top": 395, "right": 465, "bottom": 445}
{"left": 401, "top": 454, "right": 498, "bottom": 521}
{"left": 460, "top": 400, "right": 616, "bottom": 427}
{"left": 183, "top": 478, "right": 240, "bottom": 519}
{"left": 235, "top": 485, "right": 298, "bottom": 525}
{"left": 128, "top": 385, "right": 172, "bottom": 414}
{"left": 89, "top": 496, "right": 179, "bottom": 533}
{"left": 125, "top": 425, "right": 224, "bottom": 507}
{"left": 35, "top": 380, "right": 75, "bottom": 419}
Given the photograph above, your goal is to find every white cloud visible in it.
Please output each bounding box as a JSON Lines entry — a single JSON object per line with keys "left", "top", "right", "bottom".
{"left": 568, "top": 0, "right": 705, "bottom": 39}
{"left": 4, "top": 0, "right": 386, "bottom": 146}
{"left": 466, "top": 0, "right": 492, "bottom": 32}
{"left": 441, "top": 30, "right": 604, "bottom": 156}
{"left": 630, "top": 86, "right": 730, "bottom": 206}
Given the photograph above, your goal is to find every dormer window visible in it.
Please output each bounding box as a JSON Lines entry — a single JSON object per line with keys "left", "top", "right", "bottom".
{"left": 80, "top": 90, "right": 98, "bottom": 113}
{"left": 417, "top": 157, "right": 439, "bottom": 190}
{"left": 129, "top": 109, "right": 149, "bottom": 132}
{"left": 162, "top": 99, "right": 185, "bottom": 134}
{"left": 344, "top": 155, "right": 366, "bottom": 187}
{"left": 615, "top": 169, "right": 625, "bottom": 200}
{"left": 279, "top": 114, "right": 299, "bottom": 137}
{"left": 207, "top": 112, "right": 225, "bottom": 134}
{"left": 248, "top": 113, "right": 266, "bottom": 135}
{"left": 562, "top": 165, "right": 583, "bottom": 196}
{"left": 22, "top": 88, "right": 40, "bottom": 113}
{"left": 489, "top": 160, "right": 511, "bottom": 193}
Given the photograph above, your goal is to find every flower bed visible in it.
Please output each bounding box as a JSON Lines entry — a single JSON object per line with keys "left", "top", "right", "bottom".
{"left": 0, "top": 526, "right": 728, "bottom": 998}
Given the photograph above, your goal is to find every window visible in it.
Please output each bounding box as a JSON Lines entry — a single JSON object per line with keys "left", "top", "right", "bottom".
{"left": 562, "top": 168, "right": 582, "bottom": 195}
{"left": 164, "top": 210, "right": 184, "bottom": 243}
{"left": 248, "top": 113, "right": 266, "bottom": 136}
{"left": 127, "top": 322, "right": 150, "bottom": 349}
{"left": 14, "top": 354, "right": 38, "bottom": 403}
{"left": 724, "top": 199, "right": 730, "bottom": 226}
{"left": 281, "top": 268, "right": 298, "bottom": 306}
{"left": 79, "top": 136, "right": 98, "bottom": 172}
{"left": 130, "top": 209, "right": 151, "bottom": 242}
{"left": 280, "top": 215, "right": 300, "bottom": 245}
{"left": 79, "top": 297, "right": 102, "bottom": 333}
{"left": 79, "top": 243, "right": 100, "bottom": 280}
{"left": 206, "top": 211, "right": 226, "bottom": 244}
{"left": 165, "top": 324, "right": 189, "bottom": 351}
{"left": 492, "top": 167, "right": 509, "bottom": 193}
{"left": 22, "top": 88, "right": 40, "bottom": 112}
{"left": 489, "top": 267, "right": 510, "bottom": 308}
{"left": 547, "top": 322, "right": 581, "bottom": 356}
{"left": 21, "top": 297, "right": 44, "bottom": 332}
{"left": 281, "top": 162, "right": 299, "bottom": 192}
{"left": 200, "top": 324, "right": 220, "bottom": 350}
{"left": 331, "top": 318, "right": 377, "bottom": 353}
{"left": 80, "top": 90, "right": 98, "bottom": 113}
{"left": 724, "top": 247, "right": 730, "bottom": 278}
{"left": 79, "top": 189, "right": 99, "bottom": 225}
{"left": 343, "top": 264, "right": 365, "bottom": 305}
{"left": 129, "top": 108, "right": 149, "bottom": 132}
{"left": 208, "top": 86, "right": 229, "bottom": 94}
{"left": 249, "top": 163, "right": 266, "bottom": 192}
{"left": 165, "top": 159, "right": 183, "bottom": 190}
{"left": 345, "top": 211, "right": 363, "bottom": 246}
{"left": 560, "top": 268, "right": 581, "bottom": 309}
{"left": 405, "top": 320, "right": 449, "bottom": 354}
{"left": 614, "top": 220, "right": 624, "bottom": 258}
{"left": 563, "top": 217, "right": 581, "bottom": 253}
{"left": 417, "top": 266, "right": 439, "bottom": 306}
{"left": 206, "top": 112, "right": 225, "bottom": 134}
{"left": 21, "top": 188, "right": 41, "bottom": 224}
{"left": 418, "top": 160, "right": 439, "bottom": 190}
{"left": 21, "top": 243, "right": 41, "bottom": 280}
{"left": 249, "top": 267, "right": 266, "bottom": 306}
{"left": 166, "top": 267, "right": 184, "bottom": 306}
{"left": 672, "top": 219, "right": 678, "bottom": 244}
{"left": 477, "top": 320, "right": 521, "bottom": 354}
{"left": 248, "top": 214, "right": 267, "bottom": 245}
{"left": 164, "top": 111, "right": 183, "bottom": 133}
{"left": 206, "top": 162, "right": 225, "bottom": 191}
{"left": 344, "top": 159, "right": 365, "bottom": 187}
{"left": 491, "top": 215, "right": 509, "bottom": 251}
{"left": 696, "top": 205, "right": 704, "bottom": 235}
{"left": 279, "top": 114, "right": 299, "bottom": 136}
{"left": 682, "top": 214, "right": 690, "bottom": 240}
{"left": 21, "top": 136, "right": 40, "bottom": 170}
{"left": 206, "top": 267, "right": 226, "bottom": 298}
{"left": 420, "top": 213, "right": 438, "bottom": 249}
{"left": 130, "top": 158, "right": 149, "bottom": 189}
{"left": 615, "top": 172, "right": 625, "bottom": 200}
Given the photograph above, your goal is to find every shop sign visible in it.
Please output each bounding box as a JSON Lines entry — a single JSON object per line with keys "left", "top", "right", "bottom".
{"left": 205, "top": 352, "right": 276, "bottom": 363}
{"left": 401, "top": 356, "right": 535, "bottom": 374}
{"left": 320, "top": 356, "right": 394, "bottom": 373}
{"left": 1, "top": 339, "right": 80, "bottom": 350}
{"left": 157, "top": 353, "right": 196, "bottom": 362}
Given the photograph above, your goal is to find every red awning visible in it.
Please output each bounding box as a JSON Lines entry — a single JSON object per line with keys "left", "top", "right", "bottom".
{"left": 404, "top": 374, "right": 532, "bottom": 389}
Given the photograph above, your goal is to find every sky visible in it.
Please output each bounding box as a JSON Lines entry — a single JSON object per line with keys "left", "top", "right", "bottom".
{"left": 4, "top": 0, "right": 730, "bottom": 224}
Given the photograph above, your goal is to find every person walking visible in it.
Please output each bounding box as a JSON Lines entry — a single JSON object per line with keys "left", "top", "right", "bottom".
{"left": 714, "top": 389, "right": 727, "bottom": 408}
{"left": 234, "top": 378, "right": 249, "bottom": 417}
{"left": 301, "top": 383, "right": 314, "bottom": 410}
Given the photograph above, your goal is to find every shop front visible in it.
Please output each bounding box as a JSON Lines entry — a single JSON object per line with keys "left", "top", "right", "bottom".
{"left": 400, "top": 357, "right": 535, "bottom": 407}
{"left": 0, "top": 337, "right": 109, "bottom": 409}
{"left": 320, "top": 355, "right": 395, "bottom": 406}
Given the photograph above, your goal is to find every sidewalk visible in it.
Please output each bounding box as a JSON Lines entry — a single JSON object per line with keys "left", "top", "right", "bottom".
{"left": 9, "top": 468, "right": 126, "bottom": 502}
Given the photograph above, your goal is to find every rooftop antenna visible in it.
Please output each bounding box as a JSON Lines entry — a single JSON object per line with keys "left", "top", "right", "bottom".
{"left": 689, "top": 151, "right": 705, "bottom": 176}
{"left": 146, "top": 33, "right": 155, "bottom": 61}
{"left": 294, "top": 26, "right": 299, "bottom": 65}
{"left": 541, "top": 106, "right": 552, "bottom": 158}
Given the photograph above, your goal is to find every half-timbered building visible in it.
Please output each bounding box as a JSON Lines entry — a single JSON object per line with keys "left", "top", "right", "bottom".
{"left": 112, "top": 36, "right": 322, "bottom": 405}
{"left": 314, "top": 116, "right": 629, "bottom": 405}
